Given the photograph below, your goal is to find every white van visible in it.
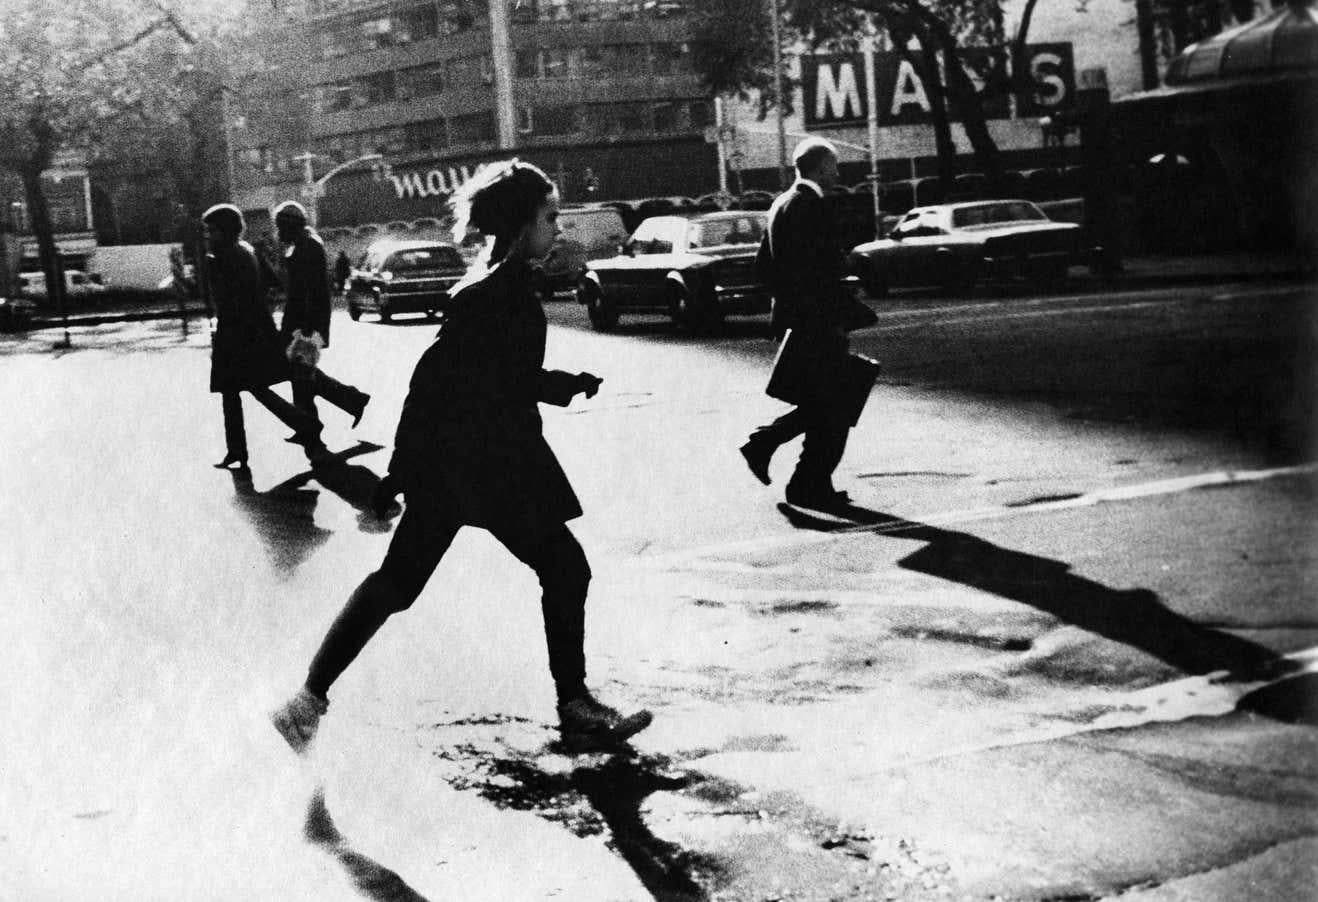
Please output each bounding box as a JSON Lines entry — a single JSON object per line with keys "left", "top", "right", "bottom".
{"left": 541, "top": 206, "right": 628, "bottom": 293}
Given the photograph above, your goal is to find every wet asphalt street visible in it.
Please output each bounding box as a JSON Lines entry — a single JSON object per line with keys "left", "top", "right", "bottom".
{"left": 0, "top": 275, "right": 1315, "bottom": 900}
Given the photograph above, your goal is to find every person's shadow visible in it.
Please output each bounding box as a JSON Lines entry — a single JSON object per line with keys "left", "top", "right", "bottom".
{"left": 777, "top": 502, "right": 1293, "bottom": 683}
{"left": 229, "top": 468, "right": 331, "bottom": 578}
{"left": 227, "top": 441, "right": 398, "bottom": 576}
{"left": 304, "top": 748, "right": 719, "bottom": 902}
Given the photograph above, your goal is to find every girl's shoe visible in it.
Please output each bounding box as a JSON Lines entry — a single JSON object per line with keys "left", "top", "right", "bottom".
{"left": 557, "top": 692, "right": 652, "bottom": 750}
{"left": 271, "top": 687, "right": 328, "bottom": 753}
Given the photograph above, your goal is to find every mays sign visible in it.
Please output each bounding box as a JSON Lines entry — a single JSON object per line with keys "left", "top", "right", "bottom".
{"left": 802, "top": 43, "right": 1075, "bottom": 129}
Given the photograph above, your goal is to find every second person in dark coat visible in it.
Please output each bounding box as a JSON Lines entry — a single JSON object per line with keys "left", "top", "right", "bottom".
{"left": 273, "top": 201, "right": 371, "bottom": 460}
{"left": 271, "top": 161, "right": 652, "bottom": 753}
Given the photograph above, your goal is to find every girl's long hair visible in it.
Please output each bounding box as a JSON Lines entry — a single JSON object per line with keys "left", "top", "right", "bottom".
{"left": 450, "top": 160, "right": 555, "bottom": 267}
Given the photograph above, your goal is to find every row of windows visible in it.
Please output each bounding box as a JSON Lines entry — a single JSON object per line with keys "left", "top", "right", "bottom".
{"left": 511, "top": 0, "right": 689, "bottom": 24}
{"left": 518, "top": 99, "right": 711, "bottom": 138}
{"left": 318, "top": 56, "right": 492, "bottom": 113}
{"left": 314, "top": 112, "right": 497, "bottom": 162}
{"left": 235, "top": 95, "right": 711, "bottom": 174}
{"left": 515, "top": 42, "right": 692, "bottom": 79}
{"left": 317, "top": 3, "right": 477, "bottom": 60}
{"left": 313, "top": 41, "right": 692, "bottom": 115}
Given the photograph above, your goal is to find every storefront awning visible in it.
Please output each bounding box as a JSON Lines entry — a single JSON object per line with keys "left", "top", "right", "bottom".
{"left": 1164, "top": 0, "right": 1318, "bottom": 85}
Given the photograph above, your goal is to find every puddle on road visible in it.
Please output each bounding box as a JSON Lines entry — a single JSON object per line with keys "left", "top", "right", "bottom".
{"left": 412, "top": 716, "right": 951, "bottom": 901}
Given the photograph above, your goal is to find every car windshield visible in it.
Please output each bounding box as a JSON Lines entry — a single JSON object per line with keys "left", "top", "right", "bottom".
{"left": 689, "top": 217, "right": 765, "bottom": 248}
{"left": 385, "top": 246, "right": 464, "bottom": 270}
{"left": 952, "top": 202, "right": 1048, "bottom": 228}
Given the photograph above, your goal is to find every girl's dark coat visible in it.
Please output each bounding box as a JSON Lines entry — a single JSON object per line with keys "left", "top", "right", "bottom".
{"left": 208, "top": 240, "right": 290, "bottom": 394}
{"left": 388, "top": 257, "right": 584, "bottom": 534}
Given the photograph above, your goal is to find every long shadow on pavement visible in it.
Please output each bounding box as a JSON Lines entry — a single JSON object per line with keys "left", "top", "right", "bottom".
{"left": 777, "top": 502, "right": 1294, "bottom": 684}
{"left": 226, "top": 442, "right": 391, "bottom": 576}
{"left": 426, "top": 716, "right": 721, "bottom": 901}
{"left": 304, "top": 786, "right": 430, "bottom": 901}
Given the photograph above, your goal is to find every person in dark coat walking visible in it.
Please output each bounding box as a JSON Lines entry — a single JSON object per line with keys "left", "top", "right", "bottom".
{"left": 333, "top": 250, "right": 351, "bottom": 294}
{"left": 740, "top": 138, "right": 853, "bottom": 509}
{"left": 271, "top": 161, "right": 652, "bottom": 753}
{"left": 203, "top": 204, "right": 323, "bottom": 469}
{"left": 272, "top": 201, "right": 370, "bottom": 459}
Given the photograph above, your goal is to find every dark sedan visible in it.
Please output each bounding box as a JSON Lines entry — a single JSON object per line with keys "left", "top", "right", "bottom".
{"left": 848, "top": 200, "right": 1093, "bottom": 296}
{"left": 576, "top": 211, "right": 770, "bottom": 332}
{"left": 346, "top": 240, "right": 467, "bottom": 323}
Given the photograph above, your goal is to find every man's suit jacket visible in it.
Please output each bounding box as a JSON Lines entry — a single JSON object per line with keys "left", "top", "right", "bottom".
{"left": 280, "top": 227, "right": 333, "bottom": 347}
{"left": 758, "top": 182, "right": 845, "bottom": 339}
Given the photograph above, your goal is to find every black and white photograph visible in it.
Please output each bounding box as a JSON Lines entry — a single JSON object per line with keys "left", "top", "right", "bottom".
{"left": 1, "top": 0, "right": 1315, "bottom": 898}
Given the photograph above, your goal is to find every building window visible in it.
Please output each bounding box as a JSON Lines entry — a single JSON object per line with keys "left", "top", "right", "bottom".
{"left": 400, "top": 62, "right": 444, "bottom": 99}
{"left": 396, "top": 4, "right": 439, "bottom": 42}
{"left": 650, "top": 42, "right": 691, "bottom": 75}
{"left": 534, "top": 104, "right": 579, "bottom": 136}
{"left": 405, "top": 119, "right": 449, "bottom": 152}
{"left": 447, "top": 54, "right": 492, "bottom": 87}
{"left": 515, "top": 50, "right": 540, "bottom": 79}
{"left": 449, "top": 111, "right": 495, "bottom": 146}
{"left": 363, "top": 70, "right": 397, "bottom": 104}
{"left": 542, "top": 47, "right": 571, "bottom": 79}
{"left": 688, "top": 100, "right": 711, "bottom": 129}
{"left": 610, "top": 43, "right": 648, "bottom": 76}
{"left": 577, "top": 46, "right": 608, "bottom": 79}
{"left": 653, "top": 101, "right": 678, "bottom": 132}
{"left": 436, "top": 0, "right": 477, "bottom": 34}
{"left": 581, "top": 102, "right": 651, "bottom": 138}
{"left": 323, "top": 81, "right": 356, "bottom": 112}
{"left": 360, "top": 16, "right": 395, "bottom": 50}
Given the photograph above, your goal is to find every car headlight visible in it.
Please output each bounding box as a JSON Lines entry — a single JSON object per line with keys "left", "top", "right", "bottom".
{"left": 379, "top": 271, "right": 393, "bottom": 281}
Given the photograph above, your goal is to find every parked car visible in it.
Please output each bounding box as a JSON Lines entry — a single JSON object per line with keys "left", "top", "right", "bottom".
{"left": 0, "top": 294, "right": 36, "bottom": 332}
{"left": 345, "top": 239, "right": 468, "bottom": 322}
{"left": 539, "top": 206, "right": 628, "bottom": 294}
{"left": 18, "top": 269, "right": 107, "bottom": 302}
{"left": 576, "top": 211, "right": 769, "bottom": 332}
{"left": 847, "top": 200, "right": 1089, "bottom": 296}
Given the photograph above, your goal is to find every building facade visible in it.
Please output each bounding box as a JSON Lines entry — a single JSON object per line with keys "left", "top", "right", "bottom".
{"left": 229, "top": 0, "right": 720, "bottom": 230}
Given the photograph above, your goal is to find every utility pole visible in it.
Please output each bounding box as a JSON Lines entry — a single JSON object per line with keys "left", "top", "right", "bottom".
{"left": 489, "top": 0, "right": 517, "bottom": 150}
{"left": 862, "top": 33, "right": 881, "bottom": 236}
{"left": 768, "top": 0, "right": 789, "bottom": 188}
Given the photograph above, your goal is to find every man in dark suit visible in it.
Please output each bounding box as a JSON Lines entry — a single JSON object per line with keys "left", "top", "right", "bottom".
{"left": 740, "top": 138, "right": 853, "bottom": 509}
{"left": 273, "top": 201, "right": 371, "bottom": 459}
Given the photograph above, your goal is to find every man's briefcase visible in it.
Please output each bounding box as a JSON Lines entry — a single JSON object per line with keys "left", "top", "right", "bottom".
{"left": 766, "top": 329, "right": 881, "bottom": 426}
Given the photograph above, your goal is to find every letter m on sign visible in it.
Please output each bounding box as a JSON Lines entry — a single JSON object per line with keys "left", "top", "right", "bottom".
{"left": 803, "top": 54, "right": 866, "bottom": 129}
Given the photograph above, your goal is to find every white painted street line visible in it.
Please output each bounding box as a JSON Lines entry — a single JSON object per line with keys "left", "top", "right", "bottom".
{"left": 643, "top": 462, "right": 1318, "bottom": 570}
{"left": 873, "top": 300, "right": 1171, "bottom": 333}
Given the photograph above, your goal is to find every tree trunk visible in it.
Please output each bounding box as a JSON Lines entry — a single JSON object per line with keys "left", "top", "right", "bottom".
{"left": 19, "top": 162, "right": 64, "bottom": 319}
{"left": 915, "top": 5, "right": 1004, "bottom": 189}
{"left": 1135, "top": 0, "right": 1159, "bottom": 89}
{"left": 893, "top": 15, "right": 957, "bottom": 194}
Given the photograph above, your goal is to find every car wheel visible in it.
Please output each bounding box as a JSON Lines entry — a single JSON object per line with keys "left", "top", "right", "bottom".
{"left": 348, "top": 302, "right": 362, "bottom": 321}
{"left": 376, "top": 293, "right": 392, "bottom": 323}
{"left": 670, "top": 283, "right": 720, "bottom": 333}
{"left": 580, "top": 282, "right": 617, "bottom": 332}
